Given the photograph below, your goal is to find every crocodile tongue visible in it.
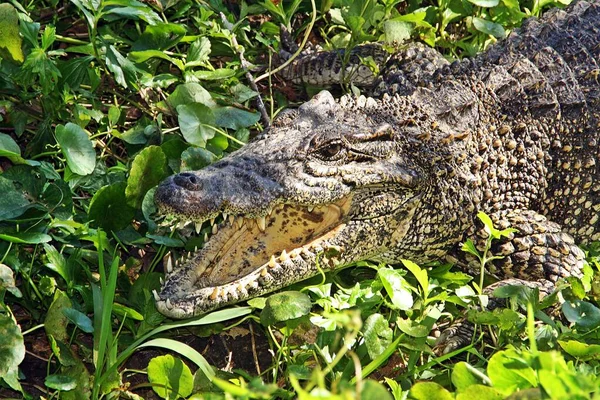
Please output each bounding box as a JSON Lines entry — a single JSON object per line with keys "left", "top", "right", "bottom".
{"left": 182, "top": 196, "right": 353, "bottom": 289}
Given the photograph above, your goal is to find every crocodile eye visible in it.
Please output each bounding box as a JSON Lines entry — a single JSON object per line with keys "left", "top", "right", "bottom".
{"left": 315, "top": 142, "right": 344, "bottom": 160}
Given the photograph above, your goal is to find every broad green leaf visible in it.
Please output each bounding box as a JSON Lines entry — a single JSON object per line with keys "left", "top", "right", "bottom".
{"left": 472, "top": 17, "right": 505, "bottom": 39}
{"left": 55, "top": 123, "right": 96, "bottom": 176}
{"left": 377, "top": 268, "right": 413, "bottom": 310}
{"left": 0, "top": 231, "right": 51, "bottom": 243}
{"left": 0, "top": 4, "right": 24, "bottom": 63}
{"left": 139, "top": 338, "right": 214, "bottom": 381}
{"left": 147, "top": 355, "right": 194, "bottom": 400}
{"left": 562, "top": 300, "right": 600, "bottom": 331}
{"left": 213, "top": 106, "right": 260, "bottom": 130}
{"left": 0, "top": 264, "right": 21, "bottom": 297}
{"left": 45, "top": 374, "right": 77, "bottom": 391}
{"left": 361, "top": 380, "right": 393, "bottom": 400}
{"left": 456, "top": 385, "right": 503, "bottom": 400}
{"left": 363, "top": 313, "right": 393, "bottom": 359}
{"left": 180, "top": 147, "right": 217, "bottom": 171}
{"left": 383, "top": 20, "right": 412, "bottom": 44}
{"left": 487, "top": 349, "right": 537, "bottom": 395}
{"left": 103, "top": 5, "right": 161, "bottom": 25}
{"left": 59, "top": 56, "right": 95, "bottom": 89}
{"left": 125, "top": 146, "right": 168, "bottom": 208}
{"left": 63, "top": 308, "right": 93, "bottom": 333}
{"left": 0, "top": 176, "right": 32, "bottom": 221}
{"left": 167, "top": 82, "right": 216, "bottom": 109}
{"left": 468, "top": 0, "right": 499, "bottom": 6}
{"left": 558, "top": 340, "right": 600, "bottom": 360}
{"left": 89, "top": 181, "right": 135, "bottom": 231}
{"left": 192, "top": 68, "right": 236, "bottom": 81}
{"left": 129, "top": 49, "right": 178, "bottom": 65}
{"left": 45, "top": 290, "right": 72, "bottom": 341}
{"left": 133, "top": 23, "right": 186, "bottom": 51}
{"left": 408, "top": 382, "right": 453, "bottom": 400}
{"left": 112, "top": 303, "right": 144, "bottom": 321}
{"left": 186, "top": 37, "right": 211, "bottom": 67}
{"left": 0, "top": 311, "right": 25, "bottom": 379}
{"left": 177, "top": 103, "right": 217, "bottom": 147}
{"left": 452, "top": 362, "right": 486, "bottom": 391}
{"left": 0, "top": 133, "right": 27, "bottom": 164}
{"left": 402, "top": 259, "right": 428, "bottom": 296}
{"left": 396, "top": 318, "right": 429, "bottom": 337}
{"left": 260, "top": 291, "right": 311, "bottom": 326}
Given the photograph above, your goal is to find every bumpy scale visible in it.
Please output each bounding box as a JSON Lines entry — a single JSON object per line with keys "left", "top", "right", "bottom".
{"left": 155, "top": 0, "right": 600, "bottom": 350}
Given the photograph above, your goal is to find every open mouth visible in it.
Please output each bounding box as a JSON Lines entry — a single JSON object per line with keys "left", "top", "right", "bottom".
{"left": 155, "top": 195, "right": 353, "bottom": 317}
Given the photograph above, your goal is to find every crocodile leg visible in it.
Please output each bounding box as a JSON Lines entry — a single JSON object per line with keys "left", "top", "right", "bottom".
{"left": 435, "top": 209, "right": 585, "bottom": 354}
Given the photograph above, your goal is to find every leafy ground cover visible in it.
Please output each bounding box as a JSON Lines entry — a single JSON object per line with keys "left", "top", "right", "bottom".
{"left": 1, "top": 0, "right": 600, "bottom": 398}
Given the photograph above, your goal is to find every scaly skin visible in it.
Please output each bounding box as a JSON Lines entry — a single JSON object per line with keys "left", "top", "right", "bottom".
{"left": 155, "top": 0, "right": 599, "bottom": 323}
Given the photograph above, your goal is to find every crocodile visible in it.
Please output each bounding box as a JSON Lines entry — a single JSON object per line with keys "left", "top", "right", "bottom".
{"left": 154, "top": 0, "right": 600, "bottom": 342}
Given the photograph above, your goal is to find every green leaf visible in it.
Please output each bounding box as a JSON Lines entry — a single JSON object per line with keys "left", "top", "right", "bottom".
{"left": 0, "top": 176, "right": 32, "bottom": 221}
{"left": 186, "top": 37, "right": 211, "bottom": 67}
{"left": 103, "top": 4, "right": 161, "bottom": 25}
{"left": 456, "top": 385, "right": 503, "bottom": 400}
{"left": 0, "top": 4, "right": 24, "bottom": 63}
{"left": 125, "top": 146, "right": 168, "bottom": 208}
{"left": 213, "top": 106, "right": 260, "bottom": 130}
{"left": 363, "top": 313, "right": 393, "bottom": 359}
{"left": 0, "top": 231, "right": 51, "bottom": 243}
{"left": 377, "top": 268, "right": 413, "bottom": 310}
{"left": 0, "top": 310, "right": 25, "bottom": 379}
{"left": 133, "top": 23, "right": 186, "bottom": 51}
{"left": 472, "top": 17, "right": 505, "bottom": 39}
{"left": 89, "top": 181, "right": 135, "bottom": 231}
{"left": 45, "top": 374, "right": 77, "bottom": 391}
{"left": 0, "top": 264, "right": 21, "bottom": 298}
{"left": 468, "top": 0, "right": 499, "bottom": 7}
{"left": 383, "top": 20, "right": 412, "bottom": 44}
{"left": 192, "top": 68, "right": 237, "bottom": 81}
{"left": 361, "top": 380, "right": 393, "bottom": 400}
{"left": 562, "top": 300, "right": 600, "bottom": 331}
{"left": 452, "top": 362, "right": 486, "bottom": 391}
{"left": 167, "top": 82, "right": 216, "bottom": 109}
{"left": 45, "top": 291, "right": 72, "bottom": 341}
{"left": 63, "top": 308, "right": 94, "bottom": 333}
{"left": 177, "top": 103, "right": 217, "bottom": 147}
{"left": 260, "top": 291, "right": 312, "bottom": 326}
{"left": 55, "top": 123, "right": 96, "bottom": 176}
{"left": 0, "top": 133, "right": 28, "bottom": 164}
{"left": 408, "top": 382, "right": 453, "bottom": 400}
{"left": 139, "top": 338, "right": 214, "bottom": 381}
{"left": 129, "top": 49, "right": 178, "bottom": 65}
{"left": 487, "top": 349, "right": 537, "bottom": 395}
{"left": 558, "top": 340, "right": 600, "bottom": 360}
{"left": 180, "top": 147, "right": 217, "bottom": 171}
{"left": 147, "top": 355, "right": 194, "bottom": 400}
{"left": 402, "top": 259, "right": 428, "bottom": 296}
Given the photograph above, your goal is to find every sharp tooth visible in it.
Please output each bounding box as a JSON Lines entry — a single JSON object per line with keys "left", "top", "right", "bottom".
{"left": 260, "top": 268, "right": 268, "bottom": 277}
{"left": 152, "top": 289, "right": 160, "bottom": 301}
{"left": 165, "top": 255, "right": 174, "bottom": 273}
{"left": 268, "top": 255, "right": 277, "bottom": 269}
{"left": 223, "top": 212, "right": 228, "bottom": 222}
{"left": 177, "top": 221, "right": 186, "bottom": 229}
{"left": 210, "top": 218, "right": 216, "bottom": 226}
{"left": 267, "top": 206, "right": 273, "bottom": 216}
{"left": 210, "top": 287, "right": 219, "bottom": 300}
{"left": 236, "top": 217, "right": 244, "bottom": 229}
{"left": 257, "top": 216, "right": 266, "bottom": 231}
{"left": 194, "top": 246, "right": 198, "bottom": 252}
{"left": 187, "top": 251, "right": 193, "bottom": 259}
{"left": 290, "top": 249, "right": 300, "bottom": 258}
{"left": 229, "top": 214, "right": 235, "bottom": 225}
{"left": 280, "top": 249, "right": 289, "bottom": 262}
{"left": 212, "top": 224, "right": 218, "bottom": 235}
{"left": 159, "top": 277, "right": 164, "bottom": 285}
{"left": 307, "top": 206, "right": 314, "bottom": 212}
{"left": 195, "top": 223, "right": 202, "bottom": 234}
{"left": 204, "top": 232, "right": 209, "bottom": 242}
{"left": 166, "top": 298, "right": 172, "bottom": 309}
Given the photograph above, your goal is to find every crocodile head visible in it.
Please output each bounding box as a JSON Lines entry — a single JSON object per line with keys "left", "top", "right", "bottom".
{"left": 154, "top": 90, "right": 464, "bottom": 318}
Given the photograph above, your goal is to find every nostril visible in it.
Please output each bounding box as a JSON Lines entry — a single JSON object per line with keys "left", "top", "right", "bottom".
{"left": 173, "top": 173, "right": 201, "bottom": 190}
